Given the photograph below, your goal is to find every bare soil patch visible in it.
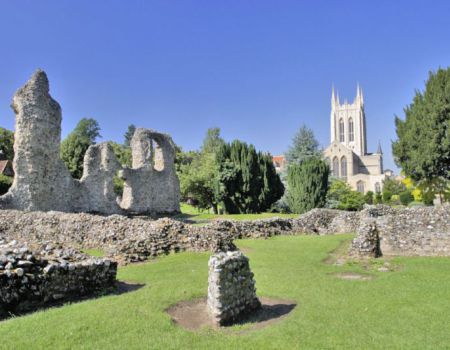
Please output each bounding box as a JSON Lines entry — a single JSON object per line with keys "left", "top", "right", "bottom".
{"left": 238, "top": 246, "right": 253, "bottom": 254}
{"left": 167, "top": 297, "right": 296, "bottom": 332}
{"left": 334, "top": 272, "right": 374, "bottom": 281}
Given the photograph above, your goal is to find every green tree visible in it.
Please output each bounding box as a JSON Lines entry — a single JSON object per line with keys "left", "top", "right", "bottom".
{"left": 364, "top": 191, "right": 374, "bottom": 205}
{"left": 61, "top": 118, "right": 101, "bottom": 178}
{"left": 285, "top": 125, "right": 321, "bottom": 165}
{"left": 392, "top": 67, "right": 450, "bottom": 201}
{"left": 201, "top": 127, "right": 225, "bottom": 154}
{"left": 0, "top": 127, "right": 14, "bottom": 161}
{"left": 399, "top": 190, "right": 414, "bottom": 206}
{"left": 177, "top": 128, "right": 225, "bottom": 213}
{"left": 179, "top": 152, "right": 219, "bottom": 212}
{"left": 382, "top": 190, "right": 393, "bottom": 203}
{"left": 287, "top": 157, "right": 329, "bottom": 214}
{"left": 0, "top": 174, "right": 12, "bottom": 195}
{"left": 374, "top": 192, "right": 383, "bottom": 204}
{"left": 109, "top": 141, "right": 132, "bottom": 167}
{"left": 124, "top": 124, "right": 136, "bottom": 147}
{"left": 215, "top": 140, "right": 284, "bottom": 213}
{"left": 382, "top": 178, "right": 406, "bottom": 195}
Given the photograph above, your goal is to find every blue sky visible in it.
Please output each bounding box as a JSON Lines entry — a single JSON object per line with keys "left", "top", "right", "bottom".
{"left": 1, "top": 1, "right": 450, "bottom": 171}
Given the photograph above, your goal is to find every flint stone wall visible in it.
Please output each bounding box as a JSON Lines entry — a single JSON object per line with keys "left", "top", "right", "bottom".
{"left": 377, "top": 206, "right": 450, "bottom": 256}
{"left": 207, "top": 251, "right": 260, "bottom": 325}
{"left": 351, "top": 206, "right": 450, "bottom": 257}
{"left": 0, "top": 70, "right": 180, "bottom": 216}
{"left": 205, "top": 207, "right": 373, "bottom": 238}
{"left": 0, "top": 240, "right": 117, "bottom": 318}
{"left": 349, "top": 219, "right": 381, "bottom": 258}
{"left": 0, "top": 210, "right": 236, "bottom": 265}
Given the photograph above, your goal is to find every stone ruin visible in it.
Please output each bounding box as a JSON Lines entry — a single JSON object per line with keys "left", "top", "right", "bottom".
{"left": 0, "top": 239, "right": 117, "bottom": 318}
{"left": 349, "top": 205, "right": 450, "bottom": 257}
{"left": 207, "top": 251, "right": 261, "bottom": 325}
{"left": 0, "top": 69, "right": 180, "bottom": 216}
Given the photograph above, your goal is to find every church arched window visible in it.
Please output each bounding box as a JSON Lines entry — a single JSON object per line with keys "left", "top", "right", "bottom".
{"left": 348, "top": 118, "right": 354, "bottom": 142}
{"left": 339, "top": 118, "right": 345, "bottom": 142}
{"left": 332, "top": 157, "right": 339, "bottom": 177}
{"left": 340, "top": 156, "right": 347, "bottom": 178}
{"left": 357, "top": 180, "right": 365, "bottom": 193}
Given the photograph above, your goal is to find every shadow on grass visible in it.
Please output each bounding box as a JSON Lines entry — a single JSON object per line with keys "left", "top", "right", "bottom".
{"left": 0, "top": 280, "right": 145, "bottom": 322}
{"left": 115, "top": 281, "right": 145, "bottom": 295}
{"left": 233, "top": 300, "right": 297, "bottom": 327}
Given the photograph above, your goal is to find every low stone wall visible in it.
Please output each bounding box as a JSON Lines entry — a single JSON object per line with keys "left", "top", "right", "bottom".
{"left": 378, "top": 206, "right": 450, "bottom": 256}
{"left": 350, "top": 206, "right": 450, "bottom": 257}
{"left": 207, "top": 251, "right": 260, "bottom": 325}
{"left": 1, "top": 205, "right": 448, "bottom": 264}
{"left": 206, "top": 208, "right": 361, "bottom": 238}
{"left": 0, "top": 240, "right": 117, "bottom": 318}
{"left": 0, "top": 211, "right": 236, "bottom": 264}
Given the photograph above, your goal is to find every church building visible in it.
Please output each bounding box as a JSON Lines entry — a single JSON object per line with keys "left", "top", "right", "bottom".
{"left": 323, "top": 85, "right": 386, "bottom": 194}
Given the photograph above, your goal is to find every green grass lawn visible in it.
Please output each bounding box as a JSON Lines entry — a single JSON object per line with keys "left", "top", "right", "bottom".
{"left": 174, "top": 203, "right": 298, "bottom": 224}
{"left": 1, "top": 235, "right": 450, "bottom": 349}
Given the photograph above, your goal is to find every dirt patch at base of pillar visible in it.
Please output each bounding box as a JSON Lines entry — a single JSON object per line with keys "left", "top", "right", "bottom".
{"left": 166, "top": 296, "right": 296, "bottom": 332}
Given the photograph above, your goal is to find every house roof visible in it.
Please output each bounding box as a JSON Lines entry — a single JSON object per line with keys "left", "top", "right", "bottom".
{"left": 272, "top": 155, "right": 286, "bottom": 163}
{"left": 0, "top": 160, "right": 12, "bottom": 174}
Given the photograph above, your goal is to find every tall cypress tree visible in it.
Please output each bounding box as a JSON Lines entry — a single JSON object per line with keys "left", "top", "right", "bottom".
{"left": 287, "top": 157, "right": 329, "bottom": 214}
{"left": 215, "top": 140, "right": 284, "bottom": 213}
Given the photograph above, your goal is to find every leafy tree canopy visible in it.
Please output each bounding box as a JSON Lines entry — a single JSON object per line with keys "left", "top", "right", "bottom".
{"left": 201, "top": 127, "right": 225, "bottom": 154}
{"left": 0, "top": 127, "right": 14, "bottom": 161}
{"left": 179, "top": 152, "right": 218, "bottom": 212}
{"left": 382, "top": 178, "right": 406, "bottom": 195}
{"left": 327, "top": 179, "right": 365, "bottom": 211}
{"left": 393, "top": 67, "right": 450, "bottom": 182}
{"left": 109, "top": 141, "right": 132, "bottom": 168}
{"left": 61, "top": 118, "right": 101, "bottom": 179}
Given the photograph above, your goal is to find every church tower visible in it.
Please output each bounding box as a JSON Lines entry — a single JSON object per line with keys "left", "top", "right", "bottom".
{"left": 330, "top": 85, "right": 367, "bottom": 156}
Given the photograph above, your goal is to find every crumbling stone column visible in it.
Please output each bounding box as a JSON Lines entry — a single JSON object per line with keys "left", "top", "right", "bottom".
{"left": 349, "top": 218, "right": 382, "bottom": 257}
{"left": 207, "top": 251, "right": 260, "bottom": 325}
{"left": 3, "top": 69, "right": 80, "bottom": 211}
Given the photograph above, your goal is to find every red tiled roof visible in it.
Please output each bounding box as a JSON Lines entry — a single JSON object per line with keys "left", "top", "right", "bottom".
{"left": 272, "top": 155, "right": 286, "bottom": 168}
{"left": 0, "top": 160, "right": 13, "bottom": 175}
{"left": 0, "top": 160, "right": 9, "bottom": 173}
{"left": 272, "top": 155, "right": 285, "bottom": 163}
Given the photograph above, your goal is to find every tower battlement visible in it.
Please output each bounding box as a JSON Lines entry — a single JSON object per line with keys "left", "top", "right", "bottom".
{"left": 330, "top": 85, "right": 367, "bottom": 156}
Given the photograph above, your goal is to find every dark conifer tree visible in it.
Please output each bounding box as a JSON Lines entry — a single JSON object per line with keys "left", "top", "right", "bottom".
{"left": 287, "top": 157, "right": 329, "bottom": 214}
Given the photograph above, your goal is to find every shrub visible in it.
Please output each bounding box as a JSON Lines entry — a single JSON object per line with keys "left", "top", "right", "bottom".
{"left": 382, "top": 190, "right": 393, "bottom": 203}
{"left": 399, "top": 191, "right": 414, "bottom": 205}
{"left": 364, "top": 191, "right": 374, "bottom": 205}
{"left": 327, "top": 179, "right": 365, "bottom": 211}
{"left": 422, "top": 190, "right": 435, "bottom": 206}
{"left": 391, "top": 194, "right": 400, "bottom": 205}
{"left": 374, "top": 192, "right": 382, "bottom": 204}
